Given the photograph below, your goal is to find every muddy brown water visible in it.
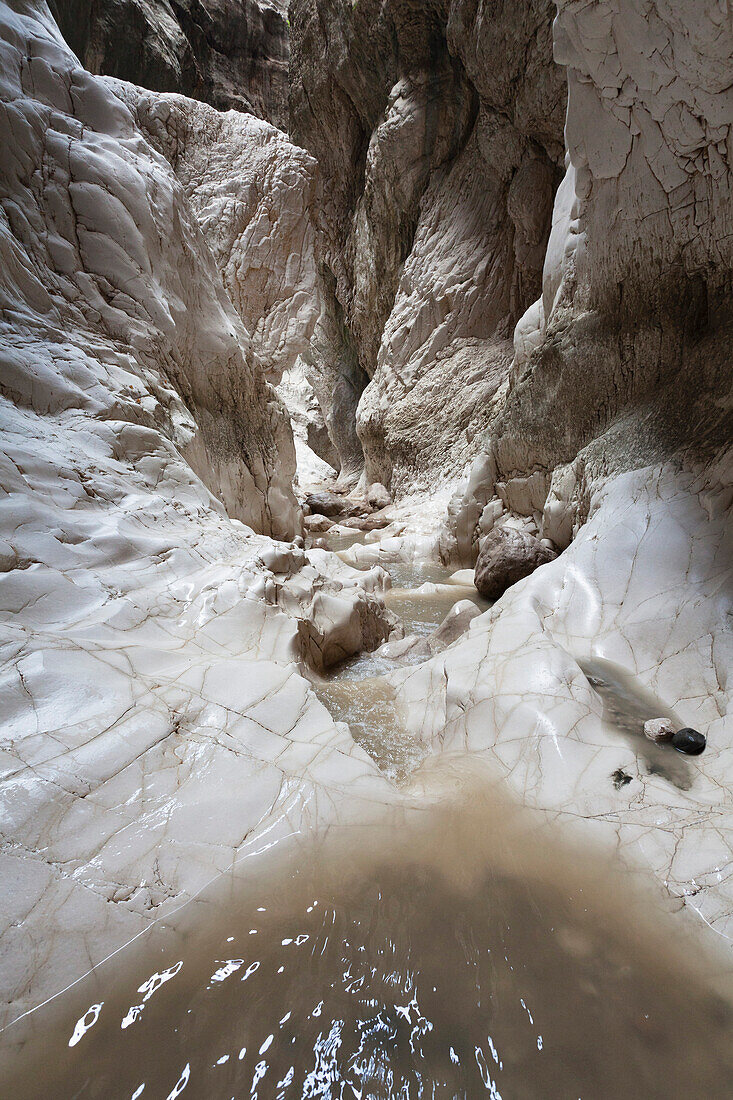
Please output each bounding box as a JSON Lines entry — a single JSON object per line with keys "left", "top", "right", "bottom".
{"left": 2, "top": 792, "right": 732, "bottom": 1100}
{"left": 2, "top": 543, "right": 731, "bottom": 1098}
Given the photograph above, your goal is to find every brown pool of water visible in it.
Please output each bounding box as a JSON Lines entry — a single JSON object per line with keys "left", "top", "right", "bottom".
{"left": 1, "top": 786, "right": 731, "bottom": 1100}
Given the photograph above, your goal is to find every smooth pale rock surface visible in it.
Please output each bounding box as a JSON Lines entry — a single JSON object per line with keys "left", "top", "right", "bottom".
{"left": 0, "top": 0, "right": 398, "bottom": 1028}
{"left": 426, "top": 0, "right": 733, "bottom": 940}
{"left": 2, "top": 0, "right": 733, "bottom": 1037}
{"left": 474, "top": 527, "right": 557, "bottom": 600}
{"left": 393, "top": 464, "right": 733, "bottom": 940}
{"left": 427, "top": 600, "right": 482, "bottom": 654}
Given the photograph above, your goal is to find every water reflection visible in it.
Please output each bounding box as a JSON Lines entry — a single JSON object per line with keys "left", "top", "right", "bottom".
{"left": 2, "top": 793, "right": 732, "bottom": 1099}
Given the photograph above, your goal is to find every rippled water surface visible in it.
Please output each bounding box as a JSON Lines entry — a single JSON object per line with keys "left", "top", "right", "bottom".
{"left": 3, "top": 795, "right": 732, "bottom": 1100}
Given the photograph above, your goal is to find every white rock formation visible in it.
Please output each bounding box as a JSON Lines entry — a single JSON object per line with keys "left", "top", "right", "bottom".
{"left": 394, "top": 462, "right": 733, "bottom": 939}
{"left": 112, "top": 86, "right": 323, "bottom": 385}
{"left": 0, "top": 0, "right": 396, "bottom": 1027}
{"left": 393, "top": 0, "right": 733, "bottom": 944}
{"left": 106, "top": 79, "right": 348, "bottom": 483}
{"left": 289, "top": 0, "right": 566, "bottom": 492}
{"left": 1, "top": 0, "right": 732, "bottom": 1041}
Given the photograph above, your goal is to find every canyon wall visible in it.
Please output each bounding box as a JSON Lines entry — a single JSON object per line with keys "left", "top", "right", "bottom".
{"left": 444, "top": 0, "right": 733, "bottom": 562}
{"left": 0, "top": 1, "right": 301, "bottom": 539}
{"left": 289, "top": 0, "right": 567, "bottom": 491}
{"left": 49, "top": 0, "right": 290, "bottom": 127}
{"left": 0, "top": 0, "right": 399, "bottom": 1024}
{"left": 381, "top": 0, "right": 733, "bottom": 940}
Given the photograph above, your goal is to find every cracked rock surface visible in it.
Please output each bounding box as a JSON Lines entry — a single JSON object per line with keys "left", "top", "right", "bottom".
{"left": 0, "top": 0, "right": 397, "bottom": 1027}
{"left": 1, "top": 0, "right": 733, "bottom": 1039}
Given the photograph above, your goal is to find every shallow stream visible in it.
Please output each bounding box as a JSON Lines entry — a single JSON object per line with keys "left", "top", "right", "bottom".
{"left": 2, "top": 533, "right": 731, "bottom": 1099}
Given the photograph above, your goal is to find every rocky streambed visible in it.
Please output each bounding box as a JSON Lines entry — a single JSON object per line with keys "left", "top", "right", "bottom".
{"left": 2, "top": 526, "right": 732, "bottom": 1099}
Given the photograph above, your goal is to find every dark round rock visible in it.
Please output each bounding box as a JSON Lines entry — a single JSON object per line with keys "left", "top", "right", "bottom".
{"left": 671, "top": 728, "right": 706, "bottom": 755}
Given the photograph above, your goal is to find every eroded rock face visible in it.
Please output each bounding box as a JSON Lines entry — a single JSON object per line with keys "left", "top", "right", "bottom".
{"left": 50, "top": 0, "right": 290, "bottom": 127}
{"left": 388, "top": 0, "right": 733, "bottom": 942}
{"left": 445, "top": 0, "right": 733, "bottom": 564}
{"left": 112, "top": 83, "right": 323, "bottom": 385}
{"left": 474, "top": 528, "right": 556, "bottom": 601}
{"left": 103, "top": 80, "right": 345, "bottom": 482}
{"left": 0, "top": 0, "right": 396, "bottom": 1025}
{"left": 0, "top": 4, "right": 299, "bottom": 539}
{"left": 289, "top": 0, "right": 566, "bottom": 491}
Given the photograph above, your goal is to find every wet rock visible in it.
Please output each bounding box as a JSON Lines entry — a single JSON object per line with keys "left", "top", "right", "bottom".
{"left": 671, "top": 728, "right": 706, "bottom": 756}
{"left": 339, "top": 514, "right": 392, "bottom": 532}
{"left": 474, "top": 527, "right": 557, "bottom": 600}
{"left": 367, "top": 483, "right": 392, "bottom": 510}
{"left": 304, "top": 514, "right": 334, "bottom": 533}
{"left": 305, "top": 492, "right": 369, "bottom": 519}
{"left": 428, "top": 601, "right": 482, "bottom": 654}
{"left": 375, "top": 634, "right": 426, "bottom": 661}
{"left": 644, "top": 718, "right": 675, "bottom": 743}
{"left": 447, "top": 568, "right": 475, "bottom": 587}
{"left": 296, "top": 589, "right": 397, "bottom": 671}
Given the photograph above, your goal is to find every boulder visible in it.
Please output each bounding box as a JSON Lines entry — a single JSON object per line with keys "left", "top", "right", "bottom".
{"left": 305, "top": 492, "right": 370, "bottom": 519}
{"left": 428, "top": 601, "right": 482, "bottom": 653}
{"left": 339, "top": 514, "right": 393, "bottom": 532}
{"left": 304, "top": 513, "right": 334, "bottom": 533}
{"left": 671, "top": 728, "right": 706, "bottom": 756}
{"left": 366, "top": 482, "right": 392, "bottom": 510}
{"left": 474, "top": 527, "right": 557, "bottom": 600}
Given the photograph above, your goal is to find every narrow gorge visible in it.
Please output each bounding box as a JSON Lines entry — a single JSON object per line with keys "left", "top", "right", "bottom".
{"left": 0, "top": 1, "right": 731, "bottom": 1096}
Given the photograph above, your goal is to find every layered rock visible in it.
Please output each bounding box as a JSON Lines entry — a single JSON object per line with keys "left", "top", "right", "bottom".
{"left": 289, "top": 0, "right": 566, "bottom": 491}
{"left": 50, "top": 0, "right": 290, "bottom": 126}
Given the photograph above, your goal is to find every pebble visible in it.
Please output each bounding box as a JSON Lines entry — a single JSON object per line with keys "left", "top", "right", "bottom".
{"left": 671, "top": 728, "right": 706, "bottom": 755}
{"left": 643, "top": 717, "right": 675, "bottom": 743}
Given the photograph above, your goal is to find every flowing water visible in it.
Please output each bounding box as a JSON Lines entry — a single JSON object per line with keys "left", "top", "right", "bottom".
{"left": 2, "top": 535, "right": 731, "bottom": 1099}
{"left": 312, "top": 543, "right": 488, "bottom": 785}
